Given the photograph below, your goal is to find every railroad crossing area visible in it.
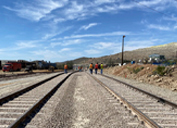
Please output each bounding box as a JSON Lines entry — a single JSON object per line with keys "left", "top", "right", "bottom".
{"left": 0, "top": 71, "right": 177, "bottom": 128}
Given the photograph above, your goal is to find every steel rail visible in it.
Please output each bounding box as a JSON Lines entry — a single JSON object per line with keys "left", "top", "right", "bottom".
{"left": 101, "top": 74, "right": 177, "bottom": 108}
{"left": 8, "top": 71, "right": 76, "bottom": 128}
{"left": 0, "top": 71, "right": 59, "bottom": 78}
{"left": 88, "top": 73, "right": 161, "bottom": 128}
{"left": 0, "top": 72, "right": 64, "bottom": 105}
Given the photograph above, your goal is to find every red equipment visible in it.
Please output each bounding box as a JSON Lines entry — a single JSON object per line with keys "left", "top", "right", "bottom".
{"left": 2, "top": 62, "right": 22, "bottom": 72}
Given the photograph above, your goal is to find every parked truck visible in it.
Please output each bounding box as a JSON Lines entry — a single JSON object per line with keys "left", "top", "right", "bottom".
{"left": 2, "top": 62, "right": 22, "bottom": 72}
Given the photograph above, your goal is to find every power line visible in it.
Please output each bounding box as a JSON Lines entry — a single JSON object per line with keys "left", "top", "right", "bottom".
{"left": 131, "top": 0, "right": 176, "bottom": 19}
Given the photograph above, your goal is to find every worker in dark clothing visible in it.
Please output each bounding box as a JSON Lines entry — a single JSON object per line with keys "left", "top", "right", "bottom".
{"left": 98, "top": 63, "right": 101, "bottom": 69}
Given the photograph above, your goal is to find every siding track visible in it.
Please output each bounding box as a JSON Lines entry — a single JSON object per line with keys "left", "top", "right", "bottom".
{"left": 0, "top": 72, "right": 76, "bottom": 128}
{"left": 89, "top": 73, "right": 177, "bottom": 128}
{"left": 0, "top": 72, "right": 59, "bottom": 81}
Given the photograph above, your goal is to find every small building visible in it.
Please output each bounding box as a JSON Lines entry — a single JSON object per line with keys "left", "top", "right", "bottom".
{"left": 148, "top": 54, "right": 165, "bottom": 64}
{"left": 149, "top": 54, "right": 165, "bottom": 60}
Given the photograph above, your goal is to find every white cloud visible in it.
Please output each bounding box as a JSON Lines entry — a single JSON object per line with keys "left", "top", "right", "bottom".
{"left": 91, "top": 42, "right": 118, "bottom": 49}
{"left": 31, "top": 49, "right": 62, "bottom": 61}
{"left": 42, "top": 26, "right": 72, "bottom": 40}
{"left": 87, "top": 39, "right": 158, "bottom": 55}
{"left": 124, "top": 39, "right": 158, "bottom": 51}
{"left": 51, "top": 39, "right": 83, "bottom": 47}
{"left": 0, "top": 40, "right": 42, "bottom": 55}
{"left": 138, "top": 0, "right": 164, "bottom": 7}
{"left": 0, "top": 49, "right": 5, "bottom": 52}
{"left": 147, "top": 24, "right": 170, "bottom": 31}
{"left": 43, "top": 33, "right": 58, "bottom": 40}
{"left": 94, "top": 0, "right": 118, "bottom": 5}
{"left": 85, "top": 49, "right": 101, "bottom": 54}
{"left": 15, "top": 40, "right": 42, "bottom": 49}
{"left": 3, "top": 0, "right": 176, "bottom": 23}
{"left": 163, "top": 15, "right": 177, "bottom": 22}
{"left": 3, "top": 0, "right": 68, "bottom": 22}
{"left": 69, "top": 52, "right": 83, "bottom": 58}
{"left": 63, "top": 31, "right": 130, "bottom": 39}
{"left": 59, "top": 48, "right": 71, "bottom": 52}
{"left": 63, "top": 39, "right": 83, "bottom": 46}
{"left": 87, "top": 42, "right": 120, "bottom": 55}
{"left": 80, "top": 23, "right": 98, "bottom": 30}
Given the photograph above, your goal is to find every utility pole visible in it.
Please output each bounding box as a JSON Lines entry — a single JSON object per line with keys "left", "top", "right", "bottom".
{"left": 121, "top": 35, "right": 126, "bottom": 66}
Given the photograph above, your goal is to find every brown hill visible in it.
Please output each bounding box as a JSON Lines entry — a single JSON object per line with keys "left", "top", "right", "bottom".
{"left": 62, "top": 42, "right": 177, "bottom": 64}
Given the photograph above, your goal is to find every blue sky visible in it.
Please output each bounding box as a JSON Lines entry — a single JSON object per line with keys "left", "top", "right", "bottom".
{"left": 0, "top": 0, "right": 177, "bottom": 62}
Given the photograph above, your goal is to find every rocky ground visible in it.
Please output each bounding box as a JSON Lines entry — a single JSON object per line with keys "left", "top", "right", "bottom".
{"left": 26, "top": 72, "right": 145, "bottom": 128}
{"left": 104, "top": 64, "right": 177, "bottom": 91}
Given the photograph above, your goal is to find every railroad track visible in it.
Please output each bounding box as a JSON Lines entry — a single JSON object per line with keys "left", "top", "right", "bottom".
{"left": 0, "top": 72, "right": 59, "bottom": 81}
{"left": 89, "top": 73, "right": 177, "bottom": 128}
{"left": 0, "top": 72, "right": 76, "bottom": 128}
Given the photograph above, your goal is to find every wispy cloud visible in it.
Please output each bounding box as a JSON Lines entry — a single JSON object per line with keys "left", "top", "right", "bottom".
{"left": 91, "top": 42, "right": 118, "bottom": 50}
{"left": 3, "top": 0, "right": 176, "bottom": 23}
{"left": 59, "top": 48, "right": 71, "bottom": 53}
{"left": 31, "top": 49, "right": 62, "bottom": 61}
{"left": 124, "top": 39, "right": 160, "bottom": 51}
{"left": 85, "top": 49, "right": 101, "bottom": 54}
{"left": 42, "top": 26, "right": 72, "bottom": 40}
{"left": 15, "top": 40, "right": 41, "bottom": 49}
{"left": 0, "top": 49, "right": 5, "bottom": 52}
{"left": 63, "top": 31, "right": 131, "bottom": 39}
{"left": 147, "top": 24, "right": 170, "bottom": 31}
{"left": 87, "top": 39, "right": 159, "bottom": 55}
{"left": 80, "top": 23, "right": 98, "bottom": 30}
{"left": 51, "top": 39, "right": 83, "bottom": 47}
{"left": 3, "top": 0, "right": 68, "bottom": 22}
{"left": 163, "top": 15, "right": 177, "bottom": 22}
{"left": 94, "top": 0, "right": 118, "bottom": 5}
{"left": 88, "top": 41, "right": 121, "bottom": 55}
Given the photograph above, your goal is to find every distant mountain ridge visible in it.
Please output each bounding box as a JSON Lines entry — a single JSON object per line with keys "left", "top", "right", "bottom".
{"left": 68, "top": 42, "right": 177, "bottom": 64}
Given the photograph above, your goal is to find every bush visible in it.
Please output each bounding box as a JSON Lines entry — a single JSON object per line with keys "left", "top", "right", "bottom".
{"left": 133, "top": 67, "right": 144, "bottom": 74}
{"left": 127, "top": 67, "right": 132, "bottom": 72}
{"left": 154, "top": 66, "right": 166, "bottom": 76}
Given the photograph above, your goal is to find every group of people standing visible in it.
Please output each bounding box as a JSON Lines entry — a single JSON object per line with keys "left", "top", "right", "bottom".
{"left": 89, "top": 63, "right": 103, "bottom": 74}
{"left": 64, "top": 63, "right": 103, "bottom": 74}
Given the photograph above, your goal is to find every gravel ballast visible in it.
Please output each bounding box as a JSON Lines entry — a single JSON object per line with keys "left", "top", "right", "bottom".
{"left": 26, "top": 72, "right": 146, "bottom": 128}
{"left": 103, "top": 73, "right": 177, "bottom": 103}
{"left": 2, "top": 71, "right": 177, "bottom": 127}
{"left": 0, "top": 73, "right": 61, "bottom": 98}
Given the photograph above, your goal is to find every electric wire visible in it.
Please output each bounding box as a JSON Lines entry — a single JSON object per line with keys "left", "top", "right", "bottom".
{"left": 131, "top": 0, "right": 177, "bottom": 21}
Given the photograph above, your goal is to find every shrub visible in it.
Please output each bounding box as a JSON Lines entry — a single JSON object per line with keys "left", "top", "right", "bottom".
{"left": 127, "top": 67, "right": 132, "bottom": 72}
{"left": 133, "top": 66, "right": 144, "bottom": 74}
{"left": 154, "top": 66, "right": 166, "bottom": 76}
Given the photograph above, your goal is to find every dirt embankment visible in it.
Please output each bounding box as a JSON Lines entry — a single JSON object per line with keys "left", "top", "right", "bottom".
{"left": 104, "top": 64, "right": 177, "bottom": 91}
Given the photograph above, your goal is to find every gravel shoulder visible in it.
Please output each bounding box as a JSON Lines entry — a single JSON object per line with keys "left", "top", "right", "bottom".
{"left": 103, "top": 73, "right": 177, "bottom": 104}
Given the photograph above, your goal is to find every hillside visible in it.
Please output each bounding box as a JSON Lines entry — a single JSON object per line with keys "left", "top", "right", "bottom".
{"left": 71, "top": 42, "right": 177, "bottom": 64}
{"left": 104, "top": 64, "right": 177, "bottom": 91}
